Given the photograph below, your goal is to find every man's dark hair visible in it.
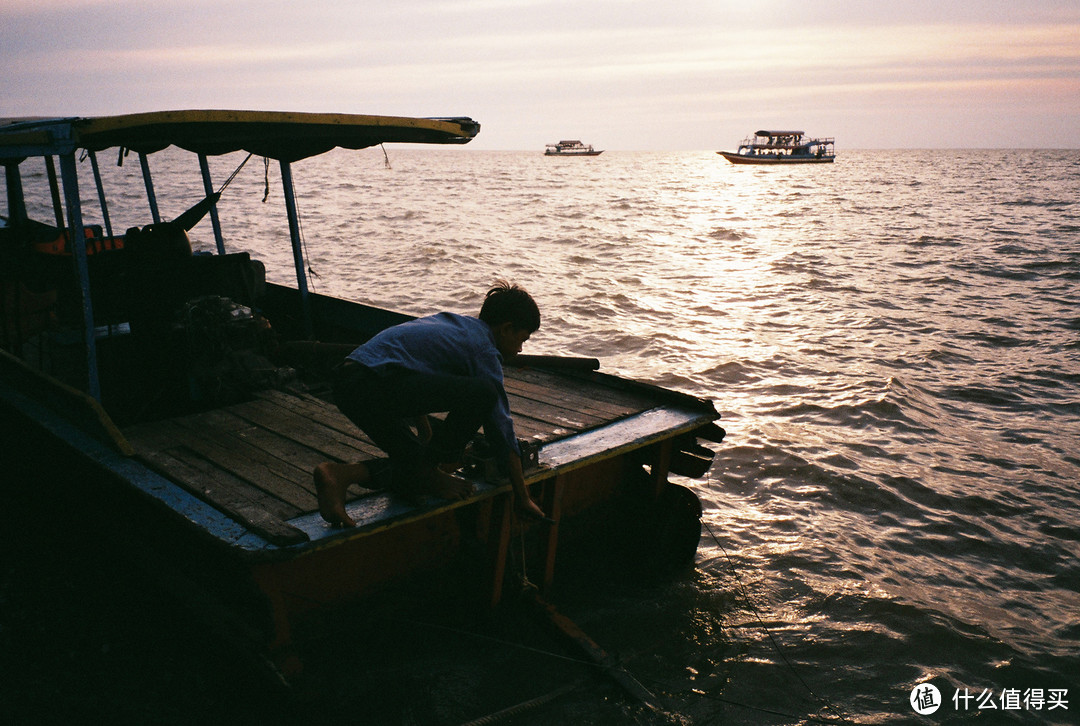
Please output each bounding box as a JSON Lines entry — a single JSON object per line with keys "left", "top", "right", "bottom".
{"left": 479, "top": 280, "right": 541, "bottom": 332}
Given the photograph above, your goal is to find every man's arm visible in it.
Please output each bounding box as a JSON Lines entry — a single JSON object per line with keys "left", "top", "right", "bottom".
{"left": 505, "top": 452, "right": 545, "bottom": 520}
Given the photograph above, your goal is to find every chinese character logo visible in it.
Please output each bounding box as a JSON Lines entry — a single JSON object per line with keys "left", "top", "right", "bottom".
{"left": 911, "top": 683, "right": 942, "bottom": 715}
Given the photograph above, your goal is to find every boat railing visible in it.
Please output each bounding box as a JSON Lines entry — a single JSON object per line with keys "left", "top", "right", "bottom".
{"left": 739, "top": 135, "right": 834, "bottom": 154}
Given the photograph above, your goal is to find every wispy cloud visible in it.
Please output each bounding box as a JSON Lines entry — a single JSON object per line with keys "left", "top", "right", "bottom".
{"left": 2, "top": 1, "right": 1078, "bottom": 147}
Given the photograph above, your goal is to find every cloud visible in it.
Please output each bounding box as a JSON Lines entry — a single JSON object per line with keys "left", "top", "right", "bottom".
{"left": 2, "top": 1, "right": 1078, "bottom": 147}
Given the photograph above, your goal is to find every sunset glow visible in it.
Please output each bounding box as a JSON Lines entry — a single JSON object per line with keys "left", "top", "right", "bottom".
{"left": 2, "top": 0, "right": 1078, "bottom": 149}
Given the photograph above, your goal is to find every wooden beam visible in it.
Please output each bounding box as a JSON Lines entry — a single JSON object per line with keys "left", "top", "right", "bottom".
{"left": 529, "top": 593, "right": 661, "bottom": 712}
{"left": 540, "top": 474, "right": 565, "bottom": 590}
{"left": 486, "top": 493, "right": 513, "bottom": 608}
{"left": 650, "top": 439, "right": 674, "bottom": 500}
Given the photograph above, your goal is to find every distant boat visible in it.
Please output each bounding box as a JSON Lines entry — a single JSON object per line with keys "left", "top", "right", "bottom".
{"left": 545, "top": 139, "right": 603, "bottom": 156}
{"left": 718, "top": 130, "right": 835, "bottom": 164}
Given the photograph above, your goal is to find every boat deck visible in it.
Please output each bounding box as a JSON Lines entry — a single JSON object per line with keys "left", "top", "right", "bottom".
{"left": 122, "top": 365, "right": 709, "bottom": 548}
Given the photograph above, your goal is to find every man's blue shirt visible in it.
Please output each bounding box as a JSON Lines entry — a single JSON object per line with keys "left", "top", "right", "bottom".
{"left": 347, "top": 313, "right": 520, "bottom": 456}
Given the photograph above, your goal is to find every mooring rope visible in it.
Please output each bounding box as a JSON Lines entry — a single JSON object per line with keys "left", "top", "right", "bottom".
{"left": 389, "top": 611, "right": 838, "bottom": 726}
{"left": 699, "top": 471, "right": 855, "bottom": 724}
{"left": 457, "top": 682, "right": 581, "bottom": 726}
{"left": 281, "top": 482, "right": 851, "bottom": 722}
{"left": 287, "top": 173, "right": 319, "bottom": 290}
{"left": 261, "top": 156, "right": 271, "bottom": 202}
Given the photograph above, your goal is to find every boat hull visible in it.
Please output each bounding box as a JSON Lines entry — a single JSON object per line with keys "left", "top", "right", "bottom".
{"left": 545, "top": 150, "right": 604, "bottom": 156}
{"left": 1, "top": 281, "right": 721, "bottom": 679}
{"left": 0, "top": 365, "right": 712, "bottom": 679}
{"left": 718, "top": 151, "right": 834, "bottom": 164}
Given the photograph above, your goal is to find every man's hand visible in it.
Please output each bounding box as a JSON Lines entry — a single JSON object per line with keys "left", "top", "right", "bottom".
{"left": 516, "top": 495, "right": 547, "bottom": 521}
{"left": 507, "top": 453, "right": 548, "bottom": 521}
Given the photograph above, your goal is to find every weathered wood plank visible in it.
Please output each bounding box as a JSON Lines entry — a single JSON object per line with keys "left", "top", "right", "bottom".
{"left": 254, "top": 374, "right": 653, "bottom": 447}
{"left": 172, "top": 416, "right": 317, "bottom": 501}
{"left": 192, "top": 408, "right": 329, "bottom": 480}
{"left": 194, "top": 407, "right": 376, "bottom": 497}
{"left": 505, "top": 392, "right": 603, "bottom": 432}
{"left": 122, "top": 357, "right": 715, "bottom": 546}
{"left": 507, "top": 369, "right": 655, "bottom": 444}
{"left": 255, "top": 383, "right": 600, "bottom": 449}
{"left": 503, "top": 371, "right": 646, "bottom": 420}
{"left": 508, "top": 412, "right": 575, "bottom": 443}
{"left": 136, "top": 418, "right": 317, "bottom": 511}
{"left": 228, "top": 398, "right": 379, "bottom": 462}
{"left": 540, "top": 407, "right": 715, "bottom": 473}
{"left": 247, "top": 391, "right": 394, "bottom": 461}
{"left": 253, "top": 389, "right": 361, "bottom": 438}
{"left": 258, "top": 387, "right": 594, "bottom": 448}
{"left": 509, "top": 367, "right": 661, "bottom": 409}
{"left": 138, "top": 448, "right": 307, "bottom": 546}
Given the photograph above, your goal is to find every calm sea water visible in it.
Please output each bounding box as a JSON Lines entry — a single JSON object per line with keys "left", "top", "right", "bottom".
{"left": 6, "top": 147, "right": 1079, "bottom": 724}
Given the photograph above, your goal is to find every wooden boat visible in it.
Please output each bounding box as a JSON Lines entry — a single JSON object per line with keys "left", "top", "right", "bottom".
{"left": 0, "top": 111, "right": 721, "bottom": 679}
{"left": 544, "top": 139, "right": 603, "bottom": 156}
{"left": 718, "top": 130, "right": 835, "bottom": 164}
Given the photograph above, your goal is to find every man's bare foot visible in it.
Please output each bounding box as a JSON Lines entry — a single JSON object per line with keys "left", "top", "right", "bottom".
{"left": 314, "top": 462, "right": 366, "bottom": 527}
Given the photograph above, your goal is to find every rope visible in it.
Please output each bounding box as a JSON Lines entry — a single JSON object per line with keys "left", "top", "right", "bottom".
{"left": 233, "top": 154, "right": 318, "bottom": 290}
{"left": 700, "top": 496, "right": 855, "bottom": 724}
{"left": 458, "top": 682, "right": 581, "bottom": 726}
{"left": 218, "top": 152, "right": 254, "bottom": 195}
{"left": 280, "top": 476, "right": 853, "bottom": 723}
{"left": 388, "top": 614, "right": 595, "bottom": 668}
{"left": 398, "top": 612, "right": 833, "bottom": 725}
{"left": 643, "top": 679, "right": 843, "bottom": 724}
{"left": 286, "top": 173, "right": 319, "bottom": 290}
{"left": 519, "top": 528, "right": 534, "bottom": 589}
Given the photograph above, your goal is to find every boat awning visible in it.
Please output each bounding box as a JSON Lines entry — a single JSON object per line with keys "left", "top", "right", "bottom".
{"left": 0, "top": 110, "right": 480, "bottom": 163}
{"left": 756, "top": 130, "right": 803, "bottom": 137}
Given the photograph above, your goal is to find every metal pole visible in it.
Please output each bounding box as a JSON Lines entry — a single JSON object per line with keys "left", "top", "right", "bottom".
{"left": 279, "top": 160, "right": 313, "bottom": 338}
{"left": 45, "top": 156, "right": 65, "bottom": 228}
{"left": 58, "top": 152, "right": 101, "bottom": 401}
{"left": 4, "top": 162, "right": 28, "bottom": 226}
{"left": 138, "top": 152, "right": 161, "bottom": 224}
{"left": 88, "top": 151, "right": 114, "bottom": 239}
{"left": 198, "top": 153, "right": 226, "bottom": 254}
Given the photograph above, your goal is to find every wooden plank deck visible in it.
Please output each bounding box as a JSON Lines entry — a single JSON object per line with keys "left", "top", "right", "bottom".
{"left": 121, "top": 366, "right": 685, "bottom": 547}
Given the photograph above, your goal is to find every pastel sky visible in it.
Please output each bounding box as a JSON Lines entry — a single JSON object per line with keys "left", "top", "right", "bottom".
{"left": 3, "top": 0, "right": 1078, "bottom": 149}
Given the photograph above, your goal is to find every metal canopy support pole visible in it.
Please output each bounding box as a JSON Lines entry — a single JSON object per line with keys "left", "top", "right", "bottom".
{"left": 88, "top": 151, "right": 114, "bottom": 239}
{"left": 279, "top": 160, "right": 313, "bottom": 338}
{"left": 58, "top": 152, "right": 101, "bottom": 401}
{"left": 4, "top": 163, "right": 28, "bottom": 226}
{"left": 45, "top": 156, "right": 65, "bottom": 228}
{"left": 198, "top": 154, "right": 226, "bottom": 254}
{"left": 138, "top": 152, "right": 161, "bottom": 224}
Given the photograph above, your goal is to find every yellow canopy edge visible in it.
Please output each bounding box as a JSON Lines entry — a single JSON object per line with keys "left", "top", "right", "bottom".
{"left": 0, "top": 110, "right": 480, "bottom": 162}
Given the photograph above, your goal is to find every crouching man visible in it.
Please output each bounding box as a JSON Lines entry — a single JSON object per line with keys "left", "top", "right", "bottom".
{"left": 315, "top": 281, "right": 546, "bottom": 527}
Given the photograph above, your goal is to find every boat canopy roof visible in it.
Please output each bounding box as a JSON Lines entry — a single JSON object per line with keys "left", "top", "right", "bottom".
{"left": 0, "top": 110, "right": 480, "bottom": 163}
{"left": 756, "top": 130, "right": 804, "bottom": 137}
